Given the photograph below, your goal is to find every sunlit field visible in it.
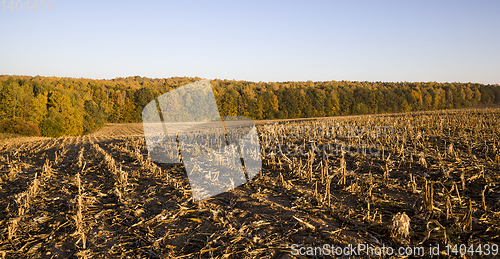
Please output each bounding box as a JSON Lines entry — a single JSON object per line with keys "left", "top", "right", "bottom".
{"left": 1, "top": 108, "right": 499, "bottom": 258}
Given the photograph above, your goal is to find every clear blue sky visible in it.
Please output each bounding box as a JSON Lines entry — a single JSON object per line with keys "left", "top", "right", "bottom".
{"left": 1, "top": 0, "right": 499, "bottom": 84}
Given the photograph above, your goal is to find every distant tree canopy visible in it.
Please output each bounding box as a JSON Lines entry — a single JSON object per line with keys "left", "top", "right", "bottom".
{"left": 1, "top": 75, "right": 500, "bottom": 137}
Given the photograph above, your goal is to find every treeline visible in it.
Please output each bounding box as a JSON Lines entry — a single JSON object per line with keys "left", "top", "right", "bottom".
{"left": 1, "top": 75, "right": 500, "bottom": 137}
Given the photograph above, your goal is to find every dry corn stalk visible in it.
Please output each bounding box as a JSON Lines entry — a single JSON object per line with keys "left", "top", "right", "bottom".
{"left": 77, "top": 147, "right": 85, "bottom": 168}
{"left": 424, "top": 179, "right": 434, "bottom": 213}
{"left": 338, "top": 152, "right": 346, "bottom": 186}
{"left": 293, "top": 216, "right": 315, "bottom": 231}
{"left": 446, "top": 194, "right": 452, "bottom": 220}
{"left": 422, "top": 219, "right": 448, "bottom": 245}
{"left": 453, "top": 182, "right": 461, "bottom": 202}
{"left": 307, "top": 149, "right": 314, "bottom": 182}
{"left": 8, "top": 217, "right": 20, "bottom": 240}
{"left": 460, "top": 199, "right": 473, "bottom": 231}
{"left": 383, "top": 163, "right": 390, "bottom": 186}
{"left": 325, "top": 175, "right": 333, "bottom": 207}
{"left": 391, "top": 212, "right": 411, "bottom": 244}
{"left": 73, "top": 173, "right": 86, "bottom": 249}
{"left": 448, "top": 143, "right": 454, "bottom": 157}
{"left": 367, "top": 171, "right": 374, "bottom": 201}
{"left": 460, "top": 171, "right": 465, "bottom": 190}
{"left": 481, "top": 185, "right": 488, "bottom": 212}
{"left": 8, "top": 162, "right": 18, "bottom": 181}
{"left": 408, "top": 173, "right": 418, "bottom": 194}
{"left": 419, "top": 152, "right": 427, "bottom": 169}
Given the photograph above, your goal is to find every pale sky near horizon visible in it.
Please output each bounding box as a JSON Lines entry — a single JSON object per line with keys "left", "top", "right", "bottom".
{"left": 1, "top": 0, "right": 499, "bottom": 84}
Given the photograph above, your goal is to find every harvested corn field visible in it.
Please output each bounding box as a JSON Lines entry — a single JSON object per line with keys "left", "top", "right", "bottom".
{"left": 1, "top": 108, "right": 500, "bottom": 258}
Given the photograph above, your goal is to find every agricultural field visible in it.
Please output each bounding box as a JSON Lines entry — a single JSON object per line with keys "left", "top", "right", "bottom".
{"left": 0, "top": 108, "right": 499, "bottom": 258}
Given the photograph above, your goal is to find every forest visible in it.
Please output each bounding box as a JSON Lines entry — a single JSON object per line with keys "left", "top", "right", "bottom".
{"left": 1, "top": 75, "right": 499, "bottom": 137}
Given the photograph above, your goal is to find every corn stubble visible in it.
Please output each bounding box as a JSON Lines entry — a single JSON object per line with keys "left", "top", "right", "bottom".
{"left": 0, "top": 108, "right": 499, "bottom": 258}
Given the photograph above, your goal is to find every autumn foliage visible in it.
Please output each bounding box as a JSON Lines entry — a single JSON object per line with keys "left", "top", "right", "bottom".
{"left": 1, "top": 75, "right": 500, "bottom": 137}
{"left": 0, "top": 118, "right": 40, "bottom": 137}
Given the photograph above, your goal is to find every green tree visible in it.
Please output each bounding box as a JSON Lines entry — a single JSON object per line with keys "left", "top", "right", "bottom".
{"left": 122, "top": 98, "right": 137, "bottom": 123}
{"left": 40, "top": 109, "right": 65, "bottom": 137}
{"left": 29, "top": 93, "right": 48, "bottom": 125}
